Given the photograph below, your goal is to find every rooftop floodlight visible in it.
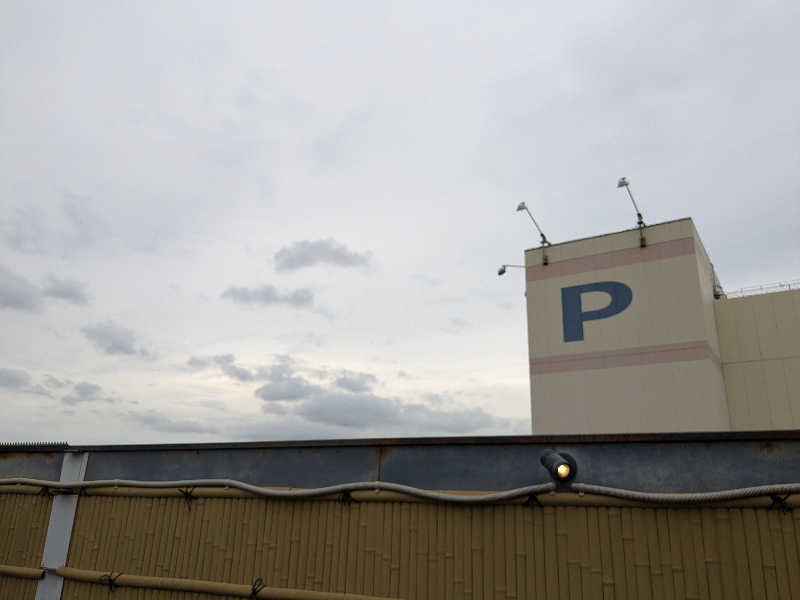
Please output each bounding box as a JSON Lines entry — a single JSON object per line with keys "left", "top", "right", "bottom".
{"left": 540, "top": 451, "right": 577, "bottom": 484}
{"left": 497, "top": 264, "right": 525, "bottom": 276}
{"left": 515, "top": 202, "right": 551, "bottom": 247}
{"left": 617, "top": 176, "right": 646, "bottom": 247}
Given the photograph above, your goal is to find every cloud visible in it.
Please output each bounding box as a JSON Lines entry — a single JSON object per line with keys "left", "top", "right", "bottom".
{"left": 213, "top": 354, "right": 255, "bottom": 382}
{"left": 0, "top": 205, "right": 46, "bottom": 254}
{"left": 297, "top": 392, "right": 503, "bottom": 433}
{"left": 0, "top": 368, "right": 52, "bottom": 397}
{"left": 0, "top": 368, "right": 32, "bottom": 390}
{"left": 42, "top": 276, "right": 89, "bottom": 306}
{"left": 246, "top": 357, "right": 506, "bottom": 435}
{"left": 62, "top": 381, "right": 113, "bottom": 405}
{"left": 128, "top": 410, "right": 218, "bottom": 433}
{"left": 0, "top": 264, "right": 42, "bottom": 311}
{"left": 186, "top": 356, "right": 213, "bottom": 370}
{"left": 334, "top": 370, "right": 378, "bottom": 393}
{"left": 254, "top": 361, "right": 319, "bottom": 402}
{"left": 43, "top": 375, "right": 69, "bottom": 389}
{"left": 221, "top": 285, "right": 314, "bottom": 308}
{"left": 82, "top": 322, "right": 149, "bottom": 356}
{"left": 273, "top": 239, "right": 372, "bottom": 271}
{"left": 61, "top": 192, "right": 108, "bottom": 247}
{"left": 185, "top": 354, "right": 256, "bottom": 381}
{"left": 255, "top": 376, "right": 318, "bottom": 402}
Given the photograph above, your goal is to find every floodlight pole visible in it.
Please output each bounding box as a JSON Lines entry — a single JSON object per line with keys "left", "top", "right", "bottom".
{"left": 516, "top": 202, "right": 551, "bottom": 265}
{"left": 617, "top": 177, "right": 646, "bottom": 248}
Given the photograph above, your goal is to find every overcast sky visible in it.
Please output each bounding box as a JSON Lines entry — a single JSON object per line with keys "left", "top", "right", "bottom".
{"left": 1, "top": 1, "right": 798, "bottom": 444}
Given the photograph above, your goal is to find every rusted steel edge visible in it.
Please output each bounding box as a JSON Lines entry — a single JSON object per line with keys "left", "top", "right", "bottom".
{"left": 3, "top": 429, "right": 800, "bottom": 453}
{"left": 0, "top": 564, "right": 45, "bottom": 580}
{"left": 56, "top": 566, "right": 401, "bottom": 599}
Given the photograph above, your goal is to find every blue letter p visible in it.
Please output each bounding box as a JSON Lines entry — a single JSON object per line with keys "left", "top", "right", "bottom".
{"left": 561, "top": 281, "right": 633, "bottom": 342}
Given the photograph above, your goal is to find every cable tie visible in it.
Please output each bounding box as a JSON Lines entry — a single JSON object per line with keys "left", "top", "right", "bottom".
{"left": 250, "top": 576, "right": 265, "bottom": 597}
{"left": 769, "top": 494, "right": 791, "bottom": 513}
{"left": 100, "top": 571, "right": 122, "bottom": 591}
{"left": 339, "top": 490, "right": 357, "bottom": 504}
{"left": 178, "top": 487, "right": 196, "bottom": 511}
{"left": 525, "top": 494, "right": 543, "bottom": 508}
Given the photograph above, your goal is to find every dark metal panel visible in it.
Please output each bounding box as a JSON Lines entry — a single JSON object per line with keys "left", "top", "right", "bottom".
{"left": 0, "top": 452, "right": 63, "bottom": 480}
{"left": 381, "top": 439, "right": 800, "bottom": 493}
{"left": 379, "top": 444, "right": 551, "bottom": 490}
{"left": 6, "top": 434, "right": 800, "bottom": 494}
{"left": 84, "top": 446, "right": 381, "bottom": 486}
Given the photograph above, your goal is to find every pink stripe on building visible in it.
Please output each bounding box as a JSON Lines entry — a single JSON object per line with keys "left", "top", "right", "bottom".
{"left": 527, "top": 237, "right": 696, "bottom": 282}
{"left": 531, "top": 340, "right": 720, "bottom": 374}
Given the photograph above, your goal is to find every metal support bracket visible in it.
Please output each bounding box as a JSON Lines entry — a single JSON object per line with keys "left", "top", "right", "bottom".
{"left": 35, "top": 452, "right": 88, "bottom": 600}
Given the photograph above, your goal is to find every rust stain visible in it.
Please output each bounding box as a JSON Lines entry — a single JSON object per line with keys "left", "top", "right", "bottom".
{"left": 370, "top": 446, "right": 393, "bottom": 481}
{"left": 0, "top": 452, "right": 59, "bottom": 461}
{"left": 759, "top": 442, "right": 781, "bottom": 455}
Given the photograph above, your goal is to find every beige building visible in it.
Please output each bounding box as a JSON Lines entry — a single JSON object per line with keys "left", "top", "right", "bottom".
{"left": 524, "top": 218, "right": 800, "bottom": 434}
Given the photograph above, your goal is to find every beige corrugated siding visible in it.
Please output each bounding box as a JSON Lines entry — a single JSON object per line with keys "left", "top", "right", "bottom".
{"left": 0, "top": 577, "right": 38, "bottom": 600}
{"left": 61, "top": 582, "right": 241, "bottom": 600}
{"left": 64, "top": 496, "right": 800, "bottom": 599}
{"left": 715, "top": 289, "right": 800, "bottom": 429}
{"left": 0, "top": 492, "right": 53, "bottom": 600}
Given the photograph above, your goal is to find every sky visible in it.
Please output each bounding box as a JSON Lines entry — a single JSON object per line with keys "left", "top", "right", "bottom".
{"left": 1, "top": 1, "right": 798, "bottom": 444}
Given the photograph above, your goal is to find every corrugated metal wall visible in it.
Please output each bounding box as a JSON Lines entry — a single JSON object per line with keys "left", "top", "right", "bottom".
{"left": 715, "top": 289, "right": 800, "bottom": 429}
{"left": 63, "top": 496, "right": 800, "bottom": 600}
{"left": 0, "top": 492, "right": 53, "bottom": 600}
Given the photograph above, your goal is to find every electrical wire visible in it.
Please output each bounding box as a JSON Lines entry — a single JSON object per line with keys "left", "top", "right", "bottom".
{"left": 1, "top": 477, "right": 799, "bottom": 505}
{"left": 0, "top": 477, "right": 555, "bottom": 504}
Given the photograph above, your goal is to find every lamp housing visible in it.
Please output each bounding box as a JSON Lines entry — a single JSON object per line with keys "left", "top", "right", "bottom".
{"left": 540, "top": 451, "right": 577, "bottom": 484}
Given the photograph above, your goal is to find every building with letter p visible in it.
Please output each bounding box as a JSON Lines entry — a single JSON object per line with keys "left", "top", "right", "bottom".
{"left": 524, "top": 218, "right": 729, "bottom": 434}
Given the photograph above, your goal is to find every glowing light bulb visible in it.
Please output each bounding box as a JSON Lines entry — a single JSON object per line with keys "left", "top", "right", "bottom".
{"left": 556, "top": 463, "right": 571, "bottom": 479}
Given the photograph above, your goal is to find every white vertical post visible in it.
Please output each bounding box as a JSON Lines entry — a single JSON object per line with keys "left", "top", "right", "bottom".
{"left": 35, "top": 452, "right": 88, "bottom": 600}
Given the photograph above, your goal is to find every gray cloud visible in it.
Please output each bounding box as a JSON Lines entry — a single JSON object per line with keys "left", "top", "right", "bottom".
{"left": 297, "top": 392, "right": 502, "bottom": 433}
{"left": 255, "top": 378, "right": 318, "bottom": 402}
{"left": 0, "top": 368, "right": 52, "bottom": 397}
{"left": 213, "top": 354, "right": 255, "bottom": 382}
{"left": 43, "top": 375, "right": 69, "bottom": 389}
{"left": 254, "top": 362, "right": 319, "bottom": 403}
{"left": 186, "top": 356, "right": 212, "bottom": 370}
{"left": 0, "top": 205, "right": 46, "bottom": 254}
{"left": 62, "top": 381, "right": 113, "bottom": 405}
{"left": 221, "top": 285, "right": 314, "bottom": 308}
{"left": 42, "top": 276, "right": 89, "bottom": 306}
{"left": 185, "top": 354, "right": 256, "bottom": 381}
{"left": 82, "top": 322, "right": 149, "bottom": 356}
{"left": 128, "top": 410, "right": 218, "bottom": 433}
{"left": 0, "top": 367, "right": 31, "bottom": 390}
{"left": 274, "top": 239, "right": 372, "bottom": 272}
{"left": 0, "top": 264, "right": 42, "bottom": 311}
{"left": 61, "top": 192, "right": 108, "bottom": 247}
{"left": 334, "top": 370, "right": 378, "bottom": 393}
{"left": 248, "top": 357, "right": 504, "bottom": 435}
